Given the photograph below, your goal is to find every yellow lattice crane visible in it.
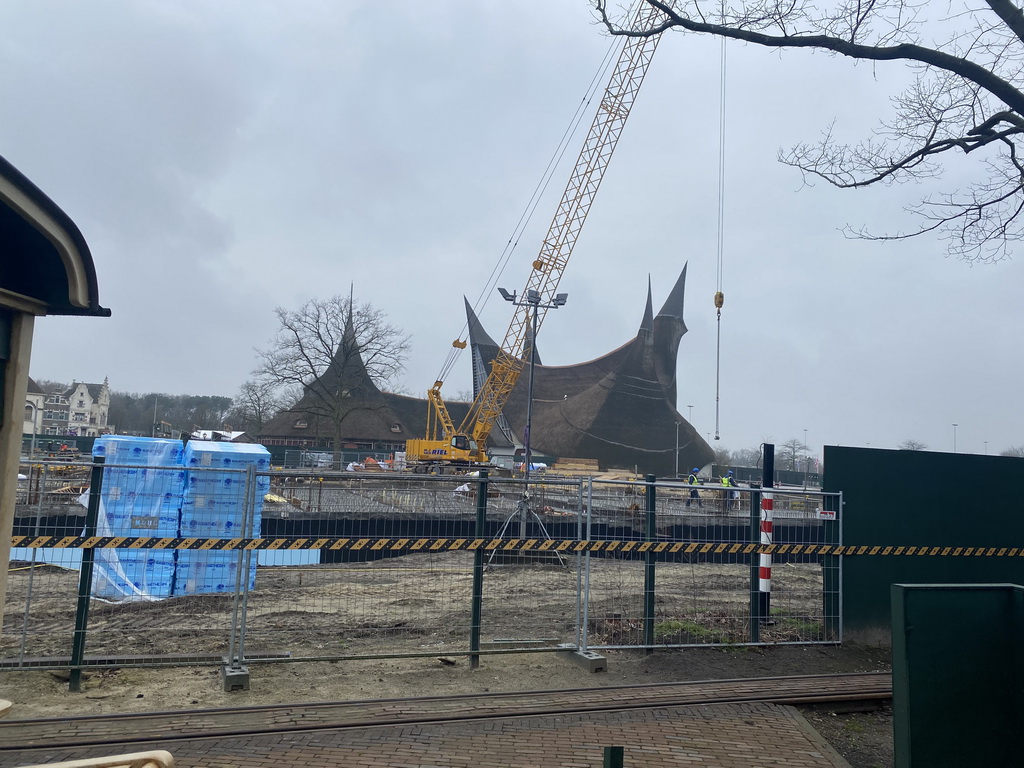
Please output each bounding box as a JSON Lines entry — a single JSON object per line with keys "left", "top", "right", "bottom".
{"left": 406, "top": 3, "right": 667, "bottom": 468}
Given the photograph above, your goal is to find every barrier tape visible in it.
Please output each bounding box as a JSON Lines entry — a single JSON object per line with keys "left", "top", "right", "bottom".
{"left": 8, "top": 536, "right": 1021, "bottom": 557}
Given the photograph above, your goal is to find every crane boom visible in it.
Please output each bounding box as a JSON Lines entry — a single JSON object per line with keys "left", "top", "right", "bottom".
{"left": 407, "top": 2, "right": 668, "bottom": 467}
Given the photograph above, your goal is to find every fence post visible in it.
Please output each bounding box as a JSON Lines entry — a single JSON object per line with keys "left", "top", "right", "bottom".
{"left": 69, "top": 455, "right": 104, "bottom": 693}
{"left": 223, "top": 464, "right": 258, "bottom": 692}
{"left": 749, "top": 482, "right": 761, "bottom": 642}
{"left": 470, "top": 468, "right": 488, "bottom": 669}
{"left": 642, "top": 474, "right": 656, "bottom": 652}
{"left": 823, "top": 490, "right": 841, "bottom": 641}
{"left": 580, "top": 477, "right": 594, "bottom": 652}
{"left": 759, "top": 444, "right": 775, "bottom": 625}
{"left": 603, "top": 746, "right": 624, "bottom": 768}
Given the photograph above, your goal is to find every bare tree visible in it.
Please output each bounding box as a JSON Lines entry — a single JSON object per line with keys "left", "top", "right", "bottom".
{"left": 597, "top": 0, "right": 1024, "bottom": 262}
{"left": 711, "top": 445, "right": 733, "bottom": 466}
{"left": 778, "top": 438, "right": 809, "bottom": 471}
{"left": 255, "top": 295, "right": 411, "bottom": 449}
{"left": 1000, "top": 445, "right": 1024, "bottom": 457}
{"left": 230, "top": 379, "right": 284, "bottom": 434}
{"left": 731, "top": 446, "right": 763, "bottom": 467}
{"left": 899, "top": 439, "right": 928, "bottom": 450}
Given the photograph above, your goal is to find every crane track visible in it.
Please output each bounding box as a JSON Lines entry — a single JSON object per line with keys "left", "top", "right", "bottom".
{"left": 0, "top": 672, "right": 890, "bottom": 753}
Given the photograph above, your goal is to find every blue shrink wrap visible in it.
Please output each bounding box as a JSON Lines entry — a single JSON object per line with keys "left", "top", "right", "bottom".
{"left": 92, "top": 549, "right": 176, "bottom": 602}
{"left": 173, "top": 551, "right": 256, "bottom": 595}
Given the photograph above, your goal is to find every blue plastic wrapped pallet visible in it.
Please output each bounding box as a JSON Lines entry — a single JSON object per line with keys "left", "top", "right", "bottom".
{"left": 92, "top": 436, "right": 186, "bottom": 537}
{"left": 89, "top": 436, "right": 186, "bottom": 601}
{"left": 178, "top": 441, "right": 270, "bottom": 595}
{"left": 174, "top": 551, "right": 256, "bottom": 595}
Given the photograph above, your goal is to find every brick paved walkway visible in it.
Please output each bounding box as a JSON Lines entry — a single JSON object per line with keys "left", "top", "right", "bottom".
{"left": 0, "top": 701, "right": 850, "bottom": 767}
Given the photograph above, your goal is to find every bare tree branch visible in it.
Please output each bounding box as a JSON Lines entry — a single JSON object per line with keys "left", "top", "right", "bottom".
{"left": 594, "top": 0, "right": 1024, "bottom": 262}
{"left": 256, "top": 295, "right": 411, "bottom": 448}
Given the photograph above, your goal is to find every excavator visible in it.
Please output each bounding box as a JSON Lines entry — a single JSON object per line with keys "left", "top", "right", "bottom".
{"left": 406, "top": 2, "right": 667, "bottom": 469}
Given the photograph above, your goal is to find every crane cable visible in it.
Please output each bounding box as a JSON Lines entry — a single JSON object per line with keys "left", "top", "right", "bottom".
{"left": 713, "top": 31, "right": 727, "bottom": 442}
{"left": 433, "top": 37, "right": 622, "bottom": 388}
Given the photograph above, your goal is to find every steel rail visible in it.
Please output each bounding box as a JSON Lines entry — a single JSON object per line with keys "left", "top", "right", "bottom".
{"left": 0, "top": 672, "right": 890, "bottom": 753}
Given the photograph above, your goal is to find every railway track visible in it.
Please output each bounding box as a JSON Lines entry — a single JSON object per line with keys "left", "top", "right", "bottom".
{"left": 0, "top": 672, "right": 890, "bottom": 753}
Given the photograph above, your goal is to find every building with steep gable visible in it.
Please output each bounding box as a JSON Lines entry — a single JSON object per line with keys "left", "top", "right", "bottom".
{"left": 260, "top": 265, "right": 712, "bottom": 477}
{"left": 466, "top": 264, "right": 712, "bottom": 476}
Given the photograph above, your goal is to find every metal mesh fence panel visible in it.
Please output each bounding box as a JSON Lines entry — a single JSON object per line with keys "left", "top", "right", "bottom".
{"left": 581, "top": 480, "right": 840, "bottom": 649}
{"left": 6, "top": 461, "right": 93, "bottom": 665}
{"left": 244, "top": 472, "right": 484, "bottom": 660}
{"left": 4, "top": 460, "right": 840, "bottom": 672}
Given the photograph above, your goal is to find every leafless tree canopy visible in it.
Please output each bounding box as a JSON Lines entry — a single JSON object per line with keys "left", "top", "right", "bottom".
{"left": 254, "top": 295, "right": 411, "bottom": 445}
{"left": 778, "top": 437, "right": 810, "bottom": 470}
{"left": 230, "top": 379, "right": 284, "bottom": 434}
{"left": 597, "top": 0, "right": 1024, "bottom": 261}
{"left": 899, "top": 438, "right": 928, "bottom": 450}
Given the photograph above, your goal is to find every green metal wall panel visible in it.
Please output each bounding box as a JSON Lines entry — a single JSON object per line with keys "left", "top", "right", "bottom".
{"left": 824, "top": 446, "right": 1024, "bottom": 636}
{"left": 891, "top": 584, "right": 1024, "bottom": 767}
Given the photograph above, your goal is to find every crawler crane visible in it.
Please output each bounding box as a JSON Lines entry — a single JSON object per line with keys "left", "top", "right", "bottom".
{"left": 406, "top": 3, "right": 668, "bottom": 468}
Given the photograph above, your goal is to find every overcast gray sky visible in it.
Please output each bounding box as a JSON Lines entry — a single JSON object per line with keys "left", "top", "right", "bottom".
{"left": 3, "top": 1, "right": 1021, "bottom": 458}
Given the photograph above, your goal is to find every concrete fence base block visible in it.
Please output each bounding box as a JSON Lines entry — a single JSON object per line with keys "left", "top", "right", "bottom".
{"left": 221, "top": 663, "right": 250, "bottom": 692}
{"left": 559, "top": 645, "right": 607, "bottom": 673}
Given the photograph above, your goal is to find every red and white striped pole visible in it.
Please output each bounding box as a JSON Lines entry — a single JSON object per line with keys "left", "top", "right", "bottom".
{"left": 759, "top": 444, "right": 775, "bottom": 622}
{"left": 759, "top": 491, "right": 773, "bottom": 619}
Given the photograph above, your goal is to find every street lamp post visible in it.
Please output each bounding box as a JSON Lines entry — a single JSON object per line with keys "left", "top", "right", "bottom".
{"left": 803, "top": 429, "right": 808, "bottom": 489}
{"left": 498, "top": 287, "right": 568, "bottom": 530}
{"left": 953, "top": 423, "right": 958, "bottom": 453}
{"left": 687, "top": 405, "right": 693, "bottom": 423}
{"left": 675, "top": 422, "right": 680, "bottom": 478}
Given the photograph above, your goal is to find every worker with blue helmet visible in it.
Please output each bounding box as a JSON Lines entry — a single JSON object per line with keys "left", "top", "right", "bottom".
{"left": 686, "top": 467, "right": 702, "bottom": 508}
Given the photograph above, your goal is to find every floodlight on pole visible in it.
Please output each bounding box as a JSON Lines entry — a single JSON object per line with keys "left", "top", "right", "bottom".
{"left": 496, "top": 286, "right": 569, "bottom": 535}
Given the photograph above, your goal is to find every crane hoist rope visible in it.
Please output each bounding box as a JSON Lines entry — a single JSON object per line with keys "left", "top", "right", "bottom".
{"left": 713, "top": 31, "right": 728, "bottom": 442}
{"left": 406, "top": 0, "right": 669, "bottom": 467}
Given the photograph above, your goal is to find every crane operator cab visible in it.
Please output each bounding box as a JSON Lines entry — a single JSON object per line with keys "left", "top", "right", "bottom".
{"left": 451, "top": 435, "right": 472, "bottom": 452}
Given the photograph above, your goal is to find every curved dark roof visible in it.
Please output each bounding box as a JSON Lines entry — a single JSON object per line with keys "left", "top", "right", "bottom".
{"left": 0, "top": 154, "right": 109, "bottom": 317}
{"left": 470, "top": 263, "right": 715, "bottom": 476}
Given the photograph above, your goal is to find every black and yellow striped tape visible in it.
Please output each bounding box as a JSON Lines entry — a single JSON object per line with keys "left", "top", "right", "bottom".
{"left": 8, "top": 536, "right": 1021, "bottom": 557}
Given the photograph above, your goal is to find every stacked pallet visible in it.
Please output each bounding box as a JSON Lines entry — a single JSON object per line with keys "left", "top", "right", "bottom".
{"left": 549, "top": 457, "right": 601, "bottom": 476}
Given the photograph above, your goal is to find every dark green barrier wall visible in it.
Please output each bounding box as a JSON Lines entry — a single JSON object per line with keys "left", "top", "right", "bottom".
{"left": 891, "top": 584, "right": 1024, "bottom": 767}
{"left": 824, "top": 446, "right": 1024, "bottom": 639}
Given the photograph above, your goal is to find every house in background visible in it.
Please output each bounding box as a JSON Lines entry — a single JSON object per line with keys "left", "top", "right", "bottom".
{"left": 61, "top": 378, "right": 110, "bottom": 436}
{"left": 23, "top": 377, "right": 44, "bottom": 438}
{"left": 28, "top": 378, "right": 111, "bottom": 437}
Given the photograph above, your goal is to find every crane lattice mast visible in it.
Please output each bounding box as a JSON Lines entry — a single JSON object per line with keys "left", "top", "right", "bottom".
{"left": 416, "top": 2, "right": 668, "bottom": 463}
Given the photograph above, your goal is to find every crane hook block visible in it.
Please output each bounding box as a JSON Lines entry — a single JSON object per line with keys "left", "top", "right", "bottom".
{"left": 452, "top": 339, "right": 467, "bottom": 349}
{"left": 714, "top": 291, "right": 724, "bottom": 309}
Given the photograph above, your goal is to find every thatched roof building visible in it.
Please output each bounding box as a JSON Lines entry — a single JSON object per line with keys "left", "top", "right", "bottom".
{"left": 261, "top": 264, "right": 712, "bottom": 476}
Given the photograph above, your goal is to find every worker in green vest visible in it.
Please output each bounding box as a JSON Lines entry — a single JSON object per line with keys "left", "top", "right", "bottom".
{"left": 686, "top": 468, "right": 702, "bottom": 508}
{"left": 721, "top": 469, "right": 738, "bottom": 511}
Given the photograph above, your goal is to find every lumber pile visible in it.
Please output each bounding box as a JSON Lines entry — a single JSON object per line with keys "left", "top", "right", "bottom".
{"left": 549, "top": 457, "right": 601, "bottom": 476}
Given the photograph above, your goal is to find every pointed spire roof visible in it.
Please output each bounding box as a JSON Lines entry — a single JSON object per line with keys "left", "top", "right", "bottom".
{"left": 657, "top": 262, "right": 687, "bottom": 321}
{"left": 638, "top": 275, "right": 655, "bottom": 333}
{"left": 465, "top": 297, "right": 499, "bottom": 350}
